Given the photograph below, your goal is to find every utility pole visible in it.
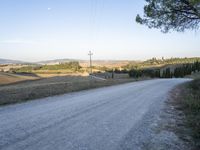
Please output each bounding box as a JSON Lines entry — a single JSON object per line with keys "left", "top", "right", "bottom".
{"left": 88, "top": 51, "right": 93, "bottom": 74}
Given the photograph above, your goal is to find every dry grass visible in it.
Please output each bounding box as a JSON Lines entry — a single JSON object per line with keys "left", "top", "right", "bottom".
{"left": 79, "top": 60, "right": 130, "bottom": 68}
{"left": 0, "top": 72, "right": 39, "bottom": 85}
{"left": 185, "top": 72, "right": 200, "bottom": 79}
{"left": 0, "top": 64, "right": 27, "bottom": 72}
{"left": 36, "top": 72, "right": 88, "bottom": 78}
{"left": 170, "top": 77, "right": 200, "bottom": 149}
{"left": 0, "top": 73, "right": 138, "bottom": 106}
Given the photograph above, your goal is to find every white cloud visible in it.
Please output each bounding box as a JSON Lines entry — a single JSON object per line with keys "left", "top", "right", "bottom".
{"left": 47, "top": 7, "right": 52, "bottom": 11}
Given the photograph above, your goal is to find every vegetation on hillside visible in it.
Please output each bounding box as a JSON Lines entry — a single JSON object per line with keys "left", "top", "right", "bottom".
{"left": 12, "top": 62, "right": 82, "bottom": 73}
{"left": 41, "top": 62, "right": 81, "bottom": 71}
{"left": 124, "top": 57, "right": 200, "bottom": 70}
{"left": 4, "top": 57, "right": 200, "bottom": 76}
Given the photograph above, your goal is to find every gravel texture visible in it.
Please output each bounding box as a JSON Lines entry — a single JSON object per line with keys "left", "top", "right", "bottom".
{"left": 0, "top": 79, "right": 190, "bottom": 150}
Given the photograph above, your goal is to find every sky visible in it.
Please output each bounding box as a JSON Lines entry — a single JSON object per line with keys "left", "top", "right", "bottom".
{"left": 0, "top": 0, "right": 199, "bottom": 62}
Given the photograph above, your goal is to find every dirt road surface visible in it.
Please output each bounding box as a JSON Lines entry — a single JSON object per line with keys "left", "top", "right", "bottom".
{"left": 0, "top": 79, "right": 190, "bottom": 150}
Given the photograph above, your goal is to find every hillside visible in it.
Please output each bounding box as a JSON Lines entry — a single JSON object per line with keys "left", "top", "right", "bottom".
{"left": 123, "top": 57, "right": 200, "bottom": 69}
{"left": 36, "top": 59, "right": 131, "bottom": 68}
{"left": 0, "top": 58, "right": 26, "bottom": 64}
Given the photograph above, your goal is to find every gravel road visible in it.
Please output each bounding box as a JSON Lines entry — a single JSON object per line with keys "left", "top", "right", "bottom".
{"left": 0, "top": 79, "right": 190, "bottom": 150}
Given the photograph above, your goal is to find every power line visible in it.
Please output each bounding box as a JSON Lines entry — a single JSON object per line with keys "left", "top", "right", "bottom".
{"left": 88, "top": 51, "right": 93, "bottom": 74}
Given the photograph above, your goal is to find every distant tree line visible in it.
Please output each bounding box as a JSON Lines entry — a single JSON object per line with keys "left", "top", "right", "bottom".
{"left": 129, "top": 61, "right": 200, "bottom": 78}
{"left": 107, "top": 68, "right": 129, "bottom": 74}
{"left": 124, "top": 57, "right": 200, "bottom": 70}
{"left": 129, "top": 68, "right": 160, "bottom": 78}
{"left": 12, "top": 61, "right": 81, "bottom": 73}
{"left": 41, "top": 62, "right": 81, "bottom": 71}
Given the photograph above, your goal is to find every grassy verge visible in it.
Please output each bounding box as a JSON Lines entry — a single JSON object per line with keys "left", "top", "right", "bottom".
{"left": 0, "top": 75, "right": 146, "bottom": 106}
{"left": 174, "top": 78, "right": 200, "bottom": 148}
{"left": 183, "top": 79, "right": 200, "bottom": 139}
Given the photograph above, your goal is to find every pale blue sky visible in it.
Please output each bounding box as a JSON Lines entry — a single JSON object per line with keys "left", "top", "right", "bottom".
{"left": 0, "top": 0, "right": 199, "bottom": 62}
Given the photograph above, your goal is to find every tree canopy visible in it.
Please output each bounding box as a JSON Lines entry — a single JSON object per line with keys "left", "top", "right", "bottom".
{"left": 136, "top": 0, "right": 200, "bottom": 32}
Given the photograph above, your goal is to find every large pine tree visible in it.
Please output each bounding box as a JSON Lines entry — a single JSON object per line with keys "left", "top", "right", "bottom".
{"left": 136, "top": 0, "right": 200, "bottom": 32}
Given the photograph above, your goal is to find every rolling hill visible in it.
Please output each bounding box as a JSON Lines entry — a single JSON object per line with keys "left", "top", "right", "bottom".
{"left": 0, "top": 58, "right": 26, "bottom": 64}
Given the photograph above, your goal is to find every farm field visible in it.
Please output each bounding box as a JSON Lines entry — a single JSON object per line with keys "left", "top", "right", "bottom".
{"left": 0, "top": 72, "right": 39, "bottom": 85}
{"left": 0, "top": 72, "right": 138, "bottom": 105}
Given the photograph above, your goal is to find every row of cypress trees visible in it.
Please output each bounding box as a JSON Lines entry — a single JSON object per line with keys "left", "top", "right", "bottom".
{"left": 129, "top": 61, "right": 200, "bottom": 78}
{"left": 162, "top": 61, "right": 200, "bottom": 78}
